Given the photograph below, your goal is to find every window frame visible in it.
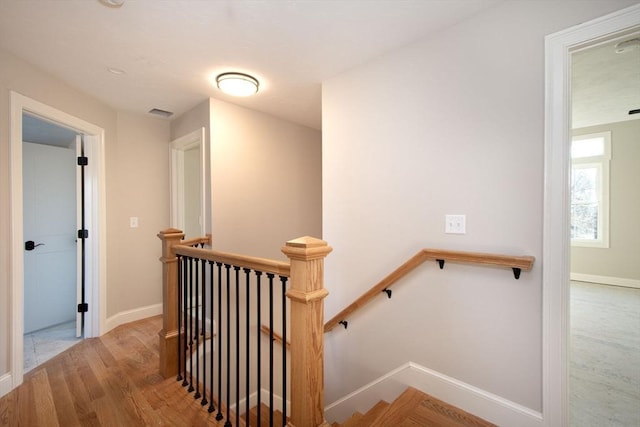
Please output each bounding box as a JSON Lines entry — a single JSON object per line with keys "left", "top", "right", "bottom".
{"left": 570, "top": 131, "right": 611, "bottom": 248}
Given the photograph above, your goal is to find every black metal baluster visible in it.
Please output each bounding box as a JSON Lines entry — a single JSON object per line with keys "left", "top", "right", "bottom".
{"left": 177, "top": 255, "right": 183, "bottom": 383}
{"left": 224, "top": 264, "right": 232, "bottom": 427}
{"left": 194, "top": 258, "right": 201, "bottom": 400}
{"left": 182, "top": 256, "right": 189, "bottom": 388}
{"left": 267, "top": 272, "right": 275, "bottom": 427}
{"left": 281, "top": 275, "right": 288, "bottom": 426}
{"left": 244, "top": 268, "right": 251, "bottom": 422}
{"left": 216, "top": 262, "right": 224, "bottom": 422}
{"left": 208, "top": 260, "right": 216, "bottom": 414}
{"left": 201, "top": 258, "right": 208, "bottom": 407}
{"left": 256, "top": 271, "right": 263, "bottom": 427}
{"left": 188, "top": 257, "right": 194, "bottom": 393}
{"left": 234, "top": 266, "right": 241, "bottom": 427}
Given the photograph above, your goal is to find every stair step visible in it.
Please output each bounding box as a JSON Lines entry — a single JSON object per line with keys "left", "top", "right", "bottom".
{"left": 368, "top": 387, "right": 425, "bottom": 427}
{"left": 356, "top": 400, "right": 390, "bottom": 426}
{"left": 340, "top": 411, "right": 364, "bottom": 427}
{"left": 359, "top": 387, "right": 496, "bottom": 427}
{"left": 243, "top": 402, "right": 286, "bottom": 427}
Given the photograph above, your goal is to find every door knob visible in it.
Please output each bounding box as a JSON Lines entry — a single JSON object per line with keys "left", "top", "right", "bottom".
{"left": 25, "top": 241, "right": 44, "bottom": 251}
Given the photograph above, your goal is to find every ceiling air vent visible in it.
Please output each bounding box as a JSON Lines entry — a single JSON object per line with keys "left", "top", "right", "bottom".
{"left": 148, "top": 108, "right": 174, "bottom": 118}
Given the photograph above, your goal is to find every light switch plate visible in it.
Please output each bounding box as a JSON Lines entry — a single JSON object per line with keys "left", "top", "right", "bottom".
{"left": 130, "top": 217, "right": 139, "bottom": 228}
{"left": 445, "top": 214, "right": 466, "bottom": 234}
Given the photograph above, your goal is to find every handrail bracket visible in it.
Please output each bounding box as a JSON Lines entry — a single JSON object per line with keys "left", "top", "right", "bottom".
{"left": 512, "top": 267, "right": 522, "bottom": 280}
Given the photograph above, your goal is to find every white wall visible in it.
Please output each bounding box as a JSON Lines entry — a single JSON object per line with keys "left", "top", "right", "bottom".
{"left": 209, "top": 98, "right": 322, "bottom": 260}
{"left": 322, "top": 0, "right": 637, "bottom": 416}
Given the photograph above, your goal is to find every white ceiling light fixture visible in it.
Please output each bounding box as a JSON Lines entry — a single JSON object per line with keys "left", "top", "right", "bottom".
{"left": 107, "top": 67, "right": 125, "bottom": 75}
{"left": 98, "top": 0, "right": 125, "bottom": 7}
{"left": 216, "top": 72, "right": 259, "bottom": 97}
{"left": 615, "top": 38, "right": 640, "bottom": 54}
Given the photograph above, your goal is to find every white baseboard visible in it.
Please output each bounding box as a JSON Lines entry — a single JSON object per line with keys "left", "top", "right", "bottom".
{"left": 0, "top": 373, "right": 12, "bottom": 398}
{"left": 324, "top": 362, "right": 543, "bottom": 426}
{"left": 571, "top": 273, "right": 640, "bottom": 289}
{"left": 104, "top": 303, "right": 163, "bottom": 333}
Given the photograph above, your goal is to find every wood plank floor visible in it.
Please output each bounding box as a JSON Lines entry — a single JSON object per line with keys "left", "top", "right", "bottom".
{"left": 0, "top": 316, "right": 229, "bottom": 427}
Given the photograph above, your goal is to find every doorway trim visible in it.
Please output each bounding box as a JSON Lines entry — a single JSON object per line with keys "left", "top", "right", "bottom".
{"left": 9, "top": 91, "right": 107, "bottom": 389}
{"left": 542, "top": 4, "right": 640, "bottom": 426}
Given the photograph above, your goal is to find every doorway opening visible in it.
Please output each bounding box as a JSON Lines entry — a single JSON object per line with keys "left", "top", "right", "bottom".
{"left": 543, "top": 4, "right": 640, "bottom": 426}
{"left": 22, "top": 114, "right": 83, "bottom": 372}
{"left": 9, "top": 92, "right": 107, "bottom": 390}
{"left": 569, "top": 32, "right": 640, "bottom": 425}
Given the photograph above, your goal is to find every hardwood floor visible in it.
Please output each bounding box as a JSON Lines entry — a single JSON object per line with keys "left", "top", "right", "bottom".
{"left": 2, "top": 315, "right": 498, "bottom": 426}
{"left": 0, "top": 316, "right": 229, "bottom": 426}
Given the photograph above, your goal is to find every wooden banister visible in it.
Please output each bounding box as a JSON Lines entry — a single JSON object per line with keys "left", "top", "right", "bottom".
{"left": 180, "top": 234, "right": 212, "bottom": 248}
{"left": 173, "top": 244, "right": 290, "bottom": 277}
{"left": 157, "top": 228, "right": 185, "bottom": 378}
{"left": 156, "top": 230, "right": 213, "bottom": 379}
{"left": 282, "top": 236, "right": 332, "bottom": 427}
{"left": 324, "top": 248, "right": 535, "bottom": 333}
{"left": 160, "top": 230, "right": 331, "bottom": 426}
{"left": 261, "top": 324, "right": 291, "bottom": 350}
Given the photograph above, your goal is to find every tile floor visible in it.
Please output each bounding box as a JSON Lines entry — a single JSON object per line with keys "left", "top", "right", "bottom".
{"left": 23, "top": 321, "right": 82, "bottom": 373}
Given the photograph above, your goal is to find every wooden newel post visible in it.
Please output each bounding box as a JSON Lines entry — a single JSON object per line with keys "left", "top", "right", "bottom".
{"left": 282, "top": 236, "right": 332, "bottom": 427}
{"left": 157, "top": 228, "right": 185, "bottom": 378}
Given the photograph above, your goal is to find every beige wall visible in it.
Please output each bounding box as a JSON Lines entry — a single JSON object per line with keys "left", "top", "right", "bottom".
{"left": 571, "top": 120, "right": 640, "bottom": 281}
{"left": 0, "top": 49, "right": 169, "bottom": 377}
{"left": 170, "top": 99, "right": 210, "bottom": 142}
{"left": 209, "top": 98, "right": 322, "bottom": 260}
{"left": 107, "top": 112, "right": 170, "bottom": 316}
{"left": 322, "top": 0, "right": 636, "bottom": 413}
{"left": 0, "top": 48, "right": 113, "bottom": 376}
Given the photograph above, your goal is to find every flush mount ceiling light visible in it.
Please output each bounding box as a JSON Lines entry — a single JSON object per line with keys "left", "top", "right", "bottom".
{"left": 216, "top": 72, "right": 259, "bottom": 97}
{"left": 98, "top": 0, "right": 124, "bottom": 7}
{"left": 615, "top": 38, "right": 640, "bottom": 53}
{"left": 107, "top": 67, "right": 125, "bottom": 75}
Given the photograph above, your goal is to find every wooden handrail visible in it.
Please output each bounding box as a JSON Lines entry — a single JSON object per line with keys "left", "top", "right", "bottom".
{"left": 173, "top": 244, "right": 291, "bottom": 277}
{"left": 261, "top": 324, "right": 291, "bottom": 350}
{"left": 324, "top": 248, "right": 535, "bottom": 332}
{"left": 180, "top": 234, "right": 212, "bottom": 247}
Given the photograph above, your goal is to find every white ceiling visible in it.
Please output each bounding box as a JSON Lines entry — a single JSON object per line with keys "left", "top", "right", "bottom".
{"left": 572, "top": 33, "right": 640, "bottom": 129}
{"left": 0, "top": 0, "right": 503, "bottom": 130}
{"left": 2, "top": 1, "right": 636, "bottom": 132}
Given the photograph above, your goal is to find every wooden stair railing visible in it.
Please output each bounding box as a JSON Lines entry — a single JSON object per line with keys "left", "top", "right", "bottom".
{"left": 325, "top": 248, "right": 534, "bottom": 332}
{"left": 158, "top": 229, "right": 332, "bottom": 427}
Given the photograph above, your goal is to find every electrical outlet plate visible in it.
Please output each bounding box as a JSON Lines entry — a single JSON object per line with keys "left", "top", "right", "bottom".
{"left": 129, "top": 216, "right": 139, "bottom": 228}
{"left": 445, "top": 214, "right": 466, "bottom": 234}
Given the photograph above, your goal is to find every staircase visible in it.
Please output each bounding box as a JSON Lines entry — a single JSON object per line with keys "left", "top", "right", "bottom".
{"left": 332, "top": 387, "right": 496, "bottom": 427}
{"left": 159, "top": 231, "right": 519, "bottom": 426}
{"left": 235, "top": 387, "right": 495, "bottom": 427}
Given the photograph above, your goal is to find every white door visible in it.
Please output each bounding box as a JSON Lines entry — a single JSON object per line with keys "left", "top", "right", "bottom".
{"left": 23, "top": 141, "right": 78, "bottom": 334}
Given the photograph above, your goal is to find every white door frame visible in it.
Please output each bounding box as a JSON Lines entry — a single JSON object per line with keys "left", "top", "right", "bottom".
{"left": 170, "top": 127, "right": 206, "bottom": 237}
{"left": 9, "top": 91, "right": 107, "bottom": 389}
{"left": 542, "top": 4, "right": 640, "bottom": 426}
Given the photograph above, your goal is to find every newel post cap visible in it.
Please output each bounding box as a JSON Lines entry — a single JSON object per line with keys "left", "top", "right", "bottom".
{"left": 282, "top": 236, "right": 332, "bottom": 260}
{"left": 157, "top": 228, "right": 184, "bottom": 240}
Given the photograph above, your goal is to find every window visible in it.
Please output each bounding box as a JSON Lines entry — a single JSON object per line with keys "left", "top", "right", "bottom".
{"left": 570, "top": 131, "right": 610, "bottom": 248}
